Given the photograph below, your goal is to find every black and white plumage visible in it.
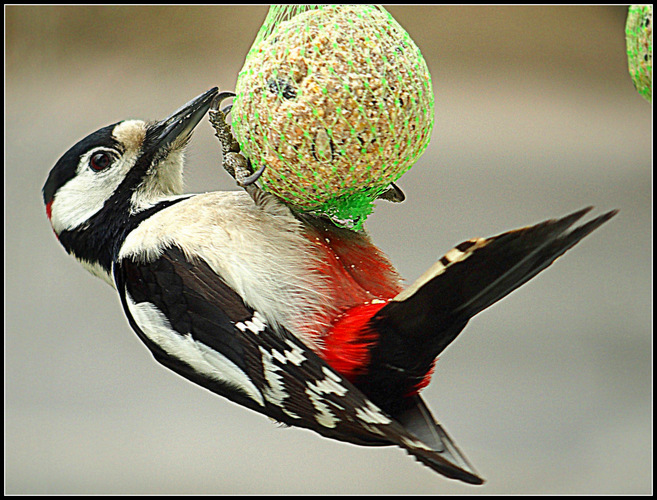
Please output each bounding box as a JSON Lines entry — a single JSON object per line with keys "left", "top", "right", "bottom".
{"left": 115, "top": 244, "right": 477, "bottom": 481}
{"left": 42, "top": 87, "right": 616, "bottom": 485}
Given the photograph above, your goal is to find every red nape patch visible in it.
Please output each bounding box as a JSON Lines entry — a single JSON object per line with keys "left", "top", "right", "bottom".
{"left": 45, "top": 200, "right": 53, "bottom": 221}
{"left": 45, "top": 200, "right": 59, "bottom": 239}
{"left": 321, "top": 301, "right": 389, "bottom": 382}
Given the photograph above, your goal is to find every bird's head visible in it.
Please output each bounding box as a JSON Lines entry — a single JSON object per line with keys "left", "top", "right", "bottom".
{"left": 42, "top": 87, "right": 219, "bottom": 283}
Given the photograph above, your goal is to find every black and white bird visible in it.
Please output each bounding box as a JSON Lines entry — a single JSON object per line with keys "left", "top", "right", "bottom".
{"left": 42, "top": 87, "right": 616, "bottom": 485}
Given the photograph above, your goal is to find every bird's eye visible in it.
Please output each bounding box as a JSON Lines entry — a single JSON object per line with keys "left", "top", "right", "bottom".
{"left": 89, "top": 151, "right": 113, "bottom": 172}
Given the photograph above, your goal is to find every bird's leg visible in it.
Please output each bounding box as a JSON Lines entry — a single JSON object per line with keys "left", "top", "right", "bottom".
{"left": 209, "top": 92, "right": 265, "bottom": 185}
{"left": 209, "top": 92, "right": 288, "bottom": 215}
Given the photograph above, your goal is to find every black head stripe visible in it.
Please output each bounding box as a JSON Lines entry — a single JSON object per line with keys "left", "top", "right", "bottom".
{"left": 42, "top": 123, "right": 122, "bottom": 205}
{"left": 58, "top": 196, "right": 191, "bottom": 278}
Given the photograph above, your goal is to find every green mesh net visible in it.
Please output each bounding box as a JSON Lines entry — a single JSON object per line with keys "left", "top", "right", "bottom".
{"left": 232, "top": 5, "right": 434, "bottom": 230}
{"left": 626, "top": 5, "right": 652, "bottom": 103}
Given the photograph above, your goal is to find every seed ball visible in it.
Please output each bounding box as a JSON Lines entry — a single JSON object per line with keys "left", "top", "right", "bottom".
{"left": 626, "top": 5, "right": 652, "bottom": 103}
{"left": 232, "top": 5, "right": 434, "bottom": 223}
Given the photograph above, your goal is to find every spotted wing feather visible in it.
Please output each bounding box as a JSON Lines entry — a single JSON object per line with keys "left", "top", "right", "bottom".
{"left": 114, "top": 245, "right": 484, "bottom": 484}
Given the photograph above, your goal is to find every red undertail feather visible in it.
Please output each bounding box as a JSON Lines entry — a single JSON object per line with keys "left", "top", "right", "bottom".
{"left": 302, "top": 219, "right": 404, "bottom": 380}
{"left": 321, "top": 300, "right": 389, "bottom": 382}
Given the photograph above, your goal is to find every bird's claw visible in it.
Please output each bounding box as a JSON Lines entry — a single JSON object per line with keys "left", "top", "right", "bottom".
{"left": 238, "top": 161, "right": 267, "bottom": 186}
{"left": 209, "top": 92, "right": 267, "bottom": 187}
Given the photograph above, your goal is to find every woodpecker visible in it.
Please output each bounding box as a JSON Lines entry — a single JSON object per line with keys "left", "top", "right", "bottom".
{"left": 43, "top": 86, "right": 616, "bottom": 485}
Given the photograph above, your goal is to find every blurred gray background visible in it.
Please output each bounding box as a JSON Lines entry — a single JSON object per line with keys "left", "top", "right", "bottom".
{"left": 5, "top": 5, "right": 652, "bottom": 494}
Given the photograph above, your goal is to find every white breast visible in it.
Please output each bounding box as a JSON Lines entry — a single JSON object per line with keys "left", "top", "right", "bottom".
{"left": 119, "top": 191, "right": 338, "bottom": 351}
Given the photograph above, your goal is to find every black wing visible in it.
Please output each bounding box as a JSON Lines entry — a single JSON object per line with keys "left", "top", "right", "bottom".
{"left": 114, "top": 245, "right": 484, "bottom": 485}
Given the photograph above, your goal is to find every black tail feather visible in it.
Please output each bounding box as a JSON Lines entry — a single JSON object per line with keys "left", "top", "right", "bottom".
{"left": 361, "top": 208, "right": 617, "bottom": 414}
{"left": 451, "top": 207, "right": 618, "bottom": 320}
{"left": 387, "top": 207, "right": 617, "bottom": 350}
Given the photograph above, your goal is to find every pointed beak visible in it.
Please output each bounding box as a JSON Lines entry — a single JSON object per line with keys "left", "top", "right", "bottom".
{"left": 149, "top": 87, "right": 219, "bottom": 151}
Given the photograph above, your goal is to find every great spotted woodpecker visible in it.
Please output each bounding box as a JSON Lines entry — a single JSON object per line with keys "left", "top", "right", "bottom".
{"left": 42, "top": 87, "right": 616, "bottom": 485}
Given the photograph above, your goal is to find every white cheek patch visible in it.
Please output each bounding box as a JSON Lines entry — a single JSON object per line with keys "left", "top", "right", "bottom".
{"left": 49, "top": 147, "right": 140, "bottom": 233}
{"left": 50, "top": 120, "right": 148, "bottom": 234}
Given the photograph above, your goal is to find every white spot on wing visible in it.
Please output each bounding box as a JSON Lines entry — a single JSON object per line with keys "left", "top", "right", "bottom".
{"left": 235, "top": 311, "right": 267, "bottom": 335}
{"left": 256, "top": 338, "right": 307, "bottom": 419}
{"left": 310, "top": 367, "right": 348, "bottom": 397}
{"left": 258, "top": 346, "right": 299, "bottom": 420}
{"left": 305, "top": 389, "right": 338, "bottom": 428}
{"left": 281, "top": 339, "right": 306, "bottom": 366}
{"left": 304, "top": 367, "right": 349, "bottom": 428}
{"left": 355, "top": 400, "right": 392, "bottom": 425}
